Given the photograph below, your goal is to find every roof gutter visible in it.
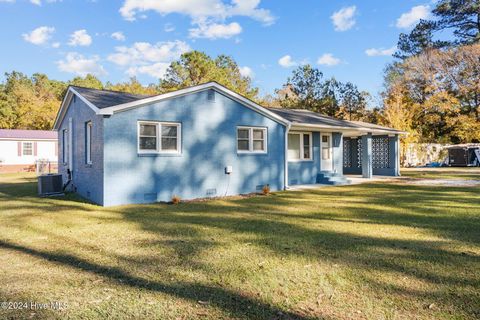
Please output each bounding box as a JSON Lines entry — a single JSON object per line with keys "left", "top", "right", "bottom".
{"left": 290, "top": 122, "right": 406, "bottom": 135}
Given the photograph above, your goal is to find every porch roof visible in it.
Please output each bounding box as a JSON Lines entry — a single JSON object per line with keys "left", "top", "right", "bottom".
{"left": 267, "top": 108, "right": 405, "bottom": 135}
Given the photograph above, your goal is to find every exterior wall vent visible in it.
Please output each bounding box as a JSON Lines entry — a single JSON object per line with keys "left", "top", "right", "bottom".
{"left": 206, "top": 188, "right": 217, "bottom": 197}
{"left": 256, "top": 184, "right": 266, "bottom": 191}
{"left": 207, "top": 90, "right": 215, "bottom": 102}
{"left": 144, "top": 193, "right": 157, "bottom": 201}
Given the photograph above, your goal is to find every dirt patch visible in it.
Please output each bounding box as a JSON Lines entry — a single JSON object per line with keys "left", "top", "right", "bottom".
{"left": 402, "top": 178, "right": 480, "bottom": 187}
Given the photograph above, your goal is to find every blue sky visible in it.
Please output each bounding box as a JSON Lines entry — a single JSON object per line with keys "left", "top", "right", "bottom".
{"left": 0, "top": 0, "right": 434, "bottom": 98}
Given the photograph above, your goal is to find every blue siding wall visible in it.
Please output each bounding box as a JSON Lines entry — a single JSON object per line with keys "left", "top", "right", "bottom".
{"left": 287, "top": 132, "right": 320, "bottom": 185}
{"left": 57, "top": 96, "right": 104, "bottom": 205}
{"left": 287, "top": 132, "right": 344, "bottom": 185}
{"left": 102, "top": 89, "right": 286, "bottom": 206}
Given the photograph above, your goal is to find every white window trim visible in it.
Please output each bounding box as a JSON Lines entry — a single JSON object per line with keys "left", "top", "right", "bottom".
{"left": 22, "top": 141, "right": 33, "bottom": 156}
{"left": 62, "top": 129, "right": 68, "bottom": 165}
{"left": 86, "top": 121, "right": 92, "bottom": 165}
{"left": 236, "top": 126, "right": 268, "bottom": 154}
{"left": 137, "top": 121, "right": 182, "bottom": 154}
{"left": 288, "top": 132, "right": 313, "bottom": 162}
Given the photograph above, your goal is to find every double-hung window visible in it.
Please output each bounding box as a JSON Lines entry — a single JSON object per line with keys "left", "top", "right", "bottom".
{"left": 85, "top": 121, "right": 92, "bottom": 164}
{"left": 22, "top": 142, "right": 33, "bottom": 156}
{"left": 138, "top": 121, "right": 181, "bottom": 154}
{"left": 288, "top": 132, "right": 312, "bottom": 161}
{"left": 237, "top": 127, "right": 267, "bottom": 153}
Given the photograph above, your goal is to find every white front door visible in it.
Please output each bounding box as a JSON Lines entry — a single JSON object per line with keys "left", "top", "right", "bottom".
{"left": 321, "top": 133, "right": 333, "bottom": 171}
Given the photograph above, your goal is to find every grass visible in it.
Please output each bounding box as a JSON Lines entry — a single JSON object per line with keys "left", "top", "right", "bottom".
{"left": 401, "top": 167, "right": 480, "bottom": 180}
{"left": 0, "top": 169, "right": 479, "bottom": 319}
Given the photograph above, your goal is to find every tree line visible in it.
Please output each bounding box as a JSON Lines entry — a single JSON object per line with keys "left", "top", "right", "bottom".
{"left": 1, "top": 0, "right": 479, "bottom": 144}
{"left": 0, "top": 51, "right": 371, "bottom": 130}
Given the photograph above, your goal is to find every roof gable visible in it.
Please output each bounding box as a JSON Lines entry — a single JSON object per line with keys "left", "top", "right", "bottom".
{"left": 53, "top": 82, "right": 289, "bottom": 130}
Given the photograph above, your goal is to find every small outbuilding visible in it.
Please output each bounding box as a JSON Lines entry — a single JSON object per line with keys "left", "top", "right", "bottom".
{"left": 445, "top": 144, "right": 480, "bottom": 167}
{"left": 0, "top": 129, "right": 58, "bottom": 173}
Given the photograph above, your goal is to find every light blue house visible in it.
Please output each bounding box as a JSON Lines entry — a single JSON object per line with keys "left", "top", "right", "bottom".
{"left": 53, "top": 82, "right": 404, "bottom": 206}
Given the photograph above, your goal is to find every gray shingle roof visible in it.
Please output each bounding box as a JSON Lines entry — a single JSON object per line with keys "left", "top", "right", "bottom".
{"left": 71, "top": 86, "right": 152, "bottom": 109}
{"left": 69, "top": 86, "right": 403, "bottom": 134}
{"left": 268, "top": 108, "right": 403, "bottom": 133}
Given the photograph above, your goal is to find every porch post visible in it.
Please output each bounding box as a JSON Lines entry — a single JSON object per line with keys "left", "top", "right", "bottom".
{"left": 332, "top": 132, "right": 343, "bottom": 175}
{"left": 361, "top": 133, "right": 372, "bottom": 178}
{"left": 284, "top": 124, "right": 291, "bottom": 189}
{"left": 393, "top": 134, "right": 400, "bottom": 176}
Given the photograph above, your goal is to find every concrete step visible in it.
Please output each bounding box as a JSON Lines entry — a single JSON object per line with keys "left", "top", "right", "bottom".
{"left": 316, "top": 172, "right": 351, "bottom": 185}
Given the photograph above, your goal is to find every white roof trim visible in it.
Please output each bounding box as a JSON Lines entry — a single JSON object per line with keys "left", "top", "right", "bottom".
{"left": 97, "top": 82, "right": 290, "bottom": 126}
{"left": 290, "top": 123, "right": 405, "bottom": 135}
{"left": 70, "top": 87, "right": 100, "bottom": 113}
{"left": 53, "top": 87, "right": 100, "bottom": 130}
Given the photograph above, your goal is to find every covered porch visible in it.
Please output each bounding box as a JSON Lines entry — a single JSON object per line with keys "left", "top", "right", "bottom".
{"left": 268, "top": 108, "right": 404, "bottom": 188}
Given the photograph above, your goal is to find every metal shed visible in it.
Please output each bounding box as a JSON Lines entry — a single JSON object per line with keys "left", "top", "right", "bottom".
{"left": 445, "top": 144, "right": 480, "bottom": 167}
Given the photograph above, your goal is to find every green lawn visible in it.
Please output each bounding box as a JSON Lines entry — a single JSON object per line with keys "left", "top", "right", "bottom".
{"left": 0, "top": 169, "right": 479, "bottom": 319}
{"left": 401, "top": 167, "right": 480, "bottom": 180}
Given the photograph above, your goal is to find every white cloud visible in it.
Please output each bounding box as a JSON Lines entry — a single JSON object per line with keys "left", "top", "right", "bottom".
{"left": 239, "top": 66, "right": 254, "bottom": 78}
{"left": 164, "top": 23, "right": 175, "bottom": 32}
{"left": 317, "top": 53, "right": 341, "bottom": 66}
{"left": 68, "top": 29, "right": 92, "bottom": 46}
{"left": 57, "top": 52, "right": 106, "bottom": 76}
{"left": 331, "top": 6, "right": 357, "bottom": 31}
{"left": 396, "top": 5, "right": 431, "bottom": 29}
{"left": 189, "top": 22, "right": 242, "bottom": 39}
{"left": 365, "top": 46, "right": 396, "bottom": 57}
{"left": 278, "top": 55, "right": 297, "bottom": 68}
{"left": 127, "top": 63, "right": 170, "bottom": 78}
{"left": 119, "top": 0, "right": 274, "bottom": 40}
{"left": 119, "top": 0, "right": 275, "bottom": 25}
{"left": 22, "top": 26, "right": 55, "bottom": 45}
{"left": 52, "top": 42, "right": 60, "bottom": 48}
{"left": 107, "top": 40, "right": 190, "bottom": 78}
{"left": 3, "top": 0, "right": 61, "bottom": 4}
{"left": 111, "top": 31, "right": 126, "bottom": 41}
{"left": 29, "top": 0, "right": 61, "bottom": 5}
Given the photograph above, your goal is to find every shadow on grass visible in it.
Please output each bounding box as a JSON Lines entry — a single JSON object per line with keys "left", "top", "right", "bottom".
{"left": 1, "top": 177, "right": 480, "bottom": 318}
{"left": 0, "top": 240, "right": 317, "bottom": 320}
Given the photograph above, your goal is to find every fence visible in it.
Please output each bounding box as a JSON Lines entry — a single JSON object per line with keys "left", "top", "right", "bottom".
{"left": 35, "top": 160, "right": 58, "bottom": 176}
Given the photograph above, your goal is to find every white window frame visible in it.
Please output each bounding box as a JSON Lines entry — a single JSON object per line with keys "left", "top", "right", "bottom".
{"left": 22, "top": 141, "right": 33, "bottom": 156}
{"left": 288, "top": 132, "right": 313, "bottom": 162}
{"left": 137, "top": 121, "right": 182, "bottom": 154}
{"left": 62, "top": 129, "right": 68, "bottom": 165}
{"left": 86, "top": 121, "right": 92, "bottom": 164}
{"left": 236, "top": 126, "right": 268, "bottom": 154}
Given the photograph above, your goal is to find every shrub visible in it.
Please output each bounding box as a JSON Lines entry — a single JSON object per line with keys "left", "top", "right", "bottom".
{"left": 262, "top": 185, "right": 270, "bottom": 196}
{"left": 171, "top": 195, "right": 181, "bottom": 205}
